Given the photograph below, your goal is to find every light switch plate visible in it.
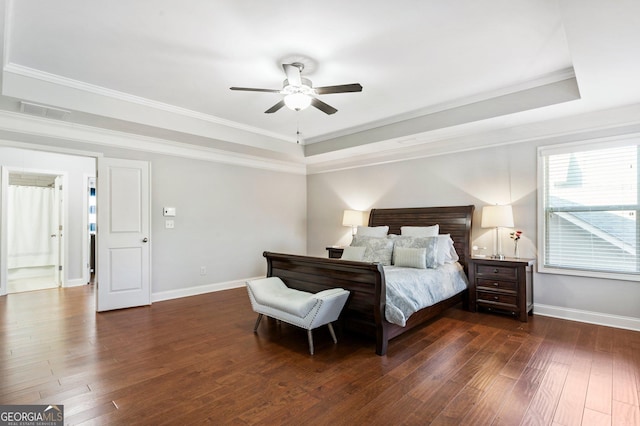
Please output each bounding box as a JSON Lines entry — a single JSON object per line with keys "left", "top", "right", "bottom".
{"left": 163, "top": 207, "right": 176, "bottom": 217}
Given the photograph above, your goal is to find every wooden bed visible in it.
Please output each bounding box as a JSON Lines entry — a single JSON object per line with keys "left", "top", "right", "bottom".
{"left": 263, "top": 205, "right": 475, "bottom": 355}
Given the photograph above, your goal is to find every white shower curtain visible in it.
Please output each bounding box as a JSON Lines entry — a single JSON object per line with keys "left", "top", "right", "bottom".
{"left": 7, "top": 185, "right": 57, "bottom": 269}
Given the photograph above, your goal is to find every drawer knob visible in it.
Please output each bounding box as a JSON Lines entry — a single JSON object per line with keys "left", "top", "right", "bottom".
{"left": 493, "top": 268, "right": 499, "bottom": 273}
{"left": 494, "top": 296, "right": 499, "bottom": 300}
{"left": 493, "top": 282, "right": 499, "bottom": 287}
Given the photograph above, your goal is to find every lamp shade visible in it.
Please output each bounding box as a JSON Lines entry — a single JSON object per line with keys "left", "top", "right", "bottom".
{"left": 342, "top": 210, "right": 364, "bottom": 227}
{"left": 481, "top": 205, "right": 514, "bottom": 228}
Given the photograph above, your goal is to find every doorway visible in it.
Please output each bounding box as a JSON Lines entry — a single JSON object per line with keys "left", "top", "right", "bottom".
{"left": 6, "top": 172, "right": 64, "bottom": 293}
{"left": 0, "top": 148, "right": 150, "bottom": 311}
{"left": 0, "top": 147, "right": 98, "bottom": 297}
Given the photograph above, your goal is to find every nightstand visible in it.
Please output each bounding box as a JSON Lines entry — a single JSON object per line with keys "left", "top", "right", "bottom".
{"left": 325, "top": 246, "right": 344, "bottom": 259}
{"left": 468, "top": 257, "right": 535, "bottom": 322}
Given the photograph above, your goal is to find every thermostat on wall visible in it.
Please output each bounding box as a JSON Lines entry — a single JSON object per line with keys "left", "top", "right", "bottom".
{"left": 163, "top": 207, "right": 176, "bottom": 217}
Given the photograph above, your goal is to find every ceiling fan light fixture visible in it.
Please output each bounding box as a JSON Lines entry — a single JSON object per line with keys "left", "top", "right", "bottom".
{"left": 284, "top": 92, "right": 312, "bottom": 111}
{"left": 230, "top": 62, "right": 362, "bottom": 115}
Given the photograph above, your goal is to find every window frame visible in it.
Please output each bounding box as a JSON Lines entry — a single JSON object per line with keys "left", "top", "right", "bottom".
{"left": 537, "top": 134, "right": 640, "bottom": 282}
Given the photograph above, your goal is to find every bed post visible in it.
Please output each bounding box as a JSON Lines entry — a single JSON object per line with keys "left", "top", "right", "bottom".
{"left": 373, "top": 268, "right": 388, "bottom": 356}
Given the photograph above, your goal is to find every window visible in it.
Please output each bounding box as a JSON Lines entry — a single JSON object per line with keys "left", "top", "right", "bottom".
{"left": 539, "top": 138, "right": 640, "bottom": 280}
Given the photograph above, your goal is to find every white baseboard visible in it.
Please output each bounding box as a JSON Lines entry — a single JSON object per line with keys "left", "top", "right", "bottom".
{"left": 64, "top": 278, "right": 88, "bottom": 288}
{"left": 151, "top": 276, "right": 263, "bottom": 303}
{"left": 534, "top": 303, "right": 640, "bottom": 332}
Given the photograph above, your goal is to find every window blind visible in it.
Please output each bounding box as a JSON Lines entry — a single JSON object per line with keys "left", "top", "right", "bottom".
{"left": 541, "top": 141, "right": 640, "bottom": 276}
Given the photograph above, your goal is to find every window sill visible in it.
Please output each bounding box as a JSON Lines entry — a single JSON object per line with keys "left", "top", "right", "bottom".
{"left": 538, "top": 263, "right": 640, "bottom": 282}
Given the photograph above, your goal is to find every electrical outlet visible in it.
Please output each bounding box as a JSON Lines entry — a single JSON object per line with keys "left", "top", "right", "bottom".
{"left": 165, "top": 219, "right": 174, "bottom": 229}
{"left": 200, "top": 266, "right": 207, "bottom": 275}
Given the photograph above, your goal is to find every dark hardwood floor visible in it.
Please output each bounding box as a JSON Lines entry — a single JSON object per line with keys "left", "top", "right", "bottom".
{"left": 1, "top": 285, "right": 639, "bottom": 425}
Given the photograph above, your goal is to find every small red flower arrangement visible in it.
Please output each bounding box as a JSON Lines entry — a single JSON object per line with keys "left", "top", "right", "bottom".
{"left": 510, "top": 230, "right": 523, "bottom": 241}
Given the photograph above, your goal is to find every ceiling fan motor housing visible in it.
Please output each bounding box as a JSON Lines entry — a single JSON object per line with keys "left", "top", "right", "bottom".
{"left": 283, "top": 78, "right": 314, "bottom": 94}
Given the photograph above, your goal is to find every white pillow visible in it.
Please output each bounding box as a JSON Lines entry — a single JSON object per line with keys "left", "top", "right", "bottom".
{"left": 437, "top": 234, "right": 459, "bottom": 264}
{"left": 401, "top": 225, "right": 439, "bottom": 237}
{"left": 340, "top": 246, "right": 366, "bottom": 261}
{"left": 356, "top": 225, "right": 389, "bottom": 237}
{"left": 393, "top": 247, "right": 427, "bottom": 269}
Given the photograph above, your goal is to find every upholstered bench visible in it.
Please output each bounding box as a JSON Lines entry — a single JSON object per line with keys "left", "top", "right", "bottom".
{"left": 246, "top": 277, "right": 350, "bottom": 355}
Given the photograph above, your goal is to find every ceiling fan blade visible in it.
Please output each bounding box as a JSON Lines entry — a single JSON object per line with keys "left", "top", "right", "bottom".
{"left": 265, "top": 100, "right": 285, "bottom": 114}
{"left": 314, "top": 83, "right": 363, "bottom": 95}
{"left": 311, "top": 98, "right": 337, "bottom": 115}
{"left": 282, "top": 63, "right": 302, "bottom": 87}
{"left": 230, "top": 87, "right": 281, "bottom": 93}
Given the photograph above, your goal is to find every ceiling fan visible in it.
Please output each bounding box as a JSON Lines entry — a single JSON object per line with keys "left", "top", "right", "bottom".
{"left": 230, "top": 62, "right": 362, "bottom": 115}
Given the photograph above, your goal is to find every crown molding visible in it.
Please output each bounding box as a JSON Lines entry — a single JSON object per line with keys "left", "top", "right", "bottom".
{"left": 305, "top": 103, "right": 640, "bottom": 174}
{"left": 0, "top": 109, "right": 306, "bottom": 174}
{"left": 306, "top": 68, "right": 577, "bottom": 144}
{"left": 3, "top": 62, "right": 295, "bottom": 143}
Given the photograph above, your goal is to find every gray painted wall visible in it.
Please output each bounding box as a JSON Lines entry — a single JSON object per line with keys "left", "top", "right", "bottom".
{"left": 149, "top": 155, "right": 306, "bottom": 294}
{"left": 0, "top": 142, "right": 307, "bottom": 297}
{"left": 306, "top": 141, "right": 640, "bottom": 321}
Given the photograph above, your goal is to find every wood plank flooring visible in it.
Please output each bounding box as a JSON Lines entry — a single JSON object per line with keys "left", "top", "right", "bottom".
{"left": 1, "top": 285, "right": 639, "bottom": 425}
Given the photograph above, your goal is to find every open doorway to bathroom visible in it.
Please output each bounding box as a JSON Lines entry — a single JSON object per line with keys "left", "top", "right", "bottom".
{"left": 6, "top": 172, "right": 64, "bottom": 293}
{"left": 1, "top": 147, "right": 96, "bottom": 297}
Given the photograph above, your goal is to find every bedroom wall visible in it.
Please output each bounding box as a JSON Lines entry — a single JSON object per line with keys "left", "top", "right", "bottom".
{"left": 0, "top": 139, "right": 307, "bottom": 300}
{"left": 306, "top": 138, "right": 640, "bottom": 328}
{"left": 148, "top": 154, "right": 306, "bottom": 298}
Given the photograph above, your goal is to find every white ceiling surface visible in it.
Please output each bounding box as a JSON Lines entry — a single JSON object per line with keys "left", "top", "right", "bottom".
{"left": 2, "top": 1, "right": 640, "bottom": 170}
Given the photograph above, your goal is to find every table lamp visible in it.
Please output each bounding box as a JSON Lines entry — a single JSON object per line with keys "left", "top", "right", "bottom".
{"left": 481, "top": 205, "right": 514, "bottom": 260}
{"left": 342, "top": 210, "right": 364, "bottom": 236}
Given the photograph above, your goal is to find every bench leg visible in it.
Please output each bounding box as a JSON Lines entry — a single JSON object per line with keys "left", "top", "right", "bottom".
{"left": 307, "top": 330, "right": 314, "bottom": 355}
{"left": 327, "top": 322, "right": 337, "bottom": 344}
{"left": 253, "top": 314, "right": 263, "bottom": 332}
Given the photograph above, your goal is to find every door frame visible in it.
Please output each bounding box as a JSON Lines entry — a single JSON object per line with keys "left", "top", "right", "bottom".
{"left": 84, "top": 174, "right": 96, "bottom": 285}
{"left": 0, "top": 166, "right": 68, "bottom": 295}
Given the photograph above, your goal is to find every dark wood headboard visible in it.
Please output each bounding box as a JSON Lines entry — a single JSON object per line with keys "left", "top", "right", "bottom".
{"left": 368, "top": 205, "right": 475, "bottom": 272}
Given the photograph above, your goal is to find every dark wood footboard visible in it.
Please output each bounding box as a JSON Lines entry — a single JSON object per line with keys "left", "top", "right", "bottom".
{"left": 263, "top": 251, "right": 389, "bottom": 354}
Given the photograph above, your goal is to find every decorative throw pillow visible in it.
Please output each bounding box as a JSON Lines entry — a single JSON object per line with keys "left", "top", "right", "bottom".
{"left": 393, "top": 236, "right": 439, "bottom": 268}
{"left": 356, "top": 225, "right": 389, "bottom": 237}
{"left": 400, "top": 225, "right": 439, "bottom": 237}
{"left": 437, "top": 234, "right": 459, "bottom": 264}
{"left": 393, "top": 247, "right": 427, "bottom": 269}
{"left": 350, "top": 236, "right": 394, "bottom": 265}
{"left": 340, "top": 246, "right": 366, "bottom": 261}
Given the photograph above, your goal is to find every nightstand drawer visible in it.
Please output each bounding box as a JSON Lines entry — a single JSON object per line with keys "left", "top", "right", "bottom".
{"left": 477, "top": 291, "right": 517, "bottom": 306}
{"left": 476, "top": 264, "right": 517, "bottom": 278}
{"left": 476, "top": 278, "right": 517, "bottom": 292}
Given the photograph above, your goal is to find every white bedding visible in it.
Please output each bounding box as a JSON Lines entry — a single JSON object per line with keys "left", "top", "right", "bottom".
{"left": 383, "top": 262, "right": 469, "bottom": 326}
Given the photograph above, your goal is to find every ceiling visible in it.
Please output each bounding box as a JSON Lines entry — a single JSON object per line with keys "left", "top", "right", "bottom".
{"left": 1, "top": 1, "right": 640, "bottom": 171}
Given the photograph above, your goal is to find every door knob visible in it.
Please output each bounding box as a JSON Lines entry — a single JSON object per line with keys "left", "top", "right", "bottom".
{"left": 142, "top": 237, "right": 148, "bottom": 243}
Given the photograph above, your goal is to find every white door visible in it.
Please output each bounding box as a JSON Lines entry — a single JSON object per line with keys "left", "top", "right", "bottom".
{"left": 97, "top": 158, "right": 151, "bottom": 311}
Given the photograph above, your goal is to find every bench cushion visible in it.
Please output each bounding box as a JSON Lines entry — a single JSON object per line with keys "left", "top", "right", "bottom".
{"left": 248, "top": 277, "right": 317, "bottom": 318}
